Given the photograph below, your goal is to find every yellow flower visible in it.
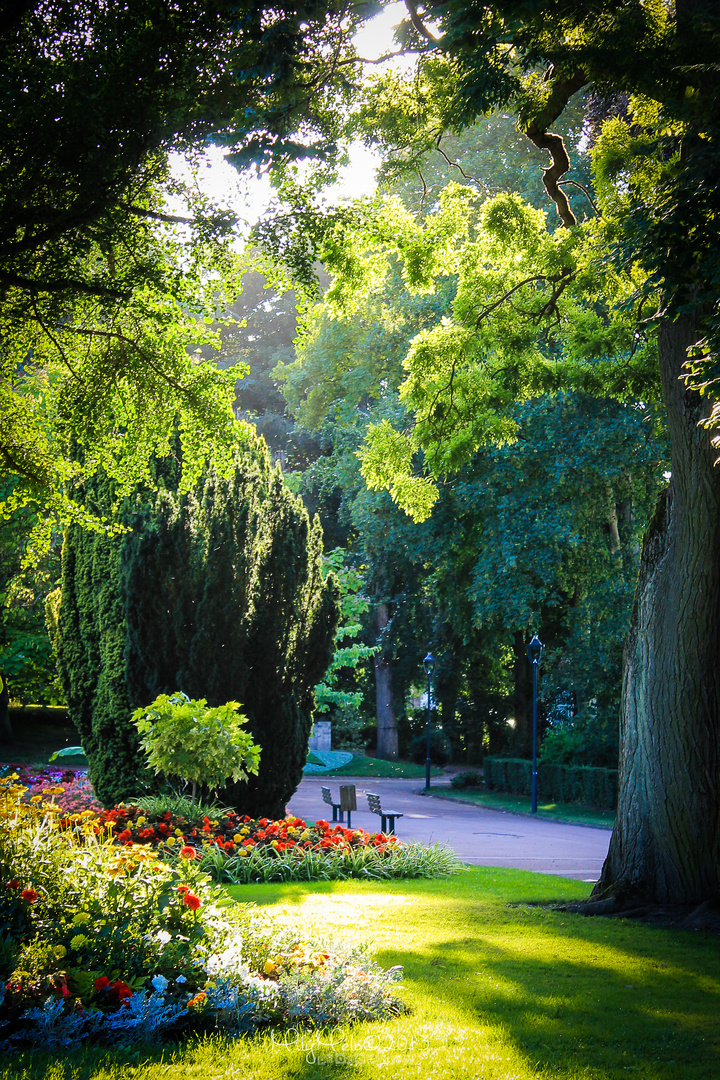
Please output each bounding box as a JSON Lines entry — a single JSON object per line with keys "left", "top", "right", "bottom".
{"left": 238, "top": 848, "right": 249, "bottom": 857}
{"left": 175, "top": 828, "right": 184, "bottom": 837}
{"left": 136, "top": 816, "right": 146, "bottom": 826}
{"left": 233, "top": 834, "right": 243, "bottom": 843}
{"left": 166, "top": 836, "right": 176, "bottom": 846}
{"left": 72, "top": 912, "right": 90, "bottom": 926}
{"left": 70, "top": 934, "right": 88, "bottom": 949}
{"left": 270, "top": 840, "right": 279, "bottom": 848}
{"left": 263, "top": 960, "right": 278, "bottom": 976}
{"left": 53, "top": 945, "right": 67, "bottom": 960}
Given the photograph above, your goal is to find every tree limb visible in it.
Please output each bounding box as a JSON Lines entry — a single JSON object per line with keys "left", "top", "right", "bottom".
{"left": 524, "top": 69, "right": 589, "bottom": 227}
{"left": 474, "top": 273, "right": 569, "bottom": 326}
{"left": 0, "top": 268, "right": 130, "bottom": 301}
{"left": 404, "top": 0, "right": 439, "bottom": 43}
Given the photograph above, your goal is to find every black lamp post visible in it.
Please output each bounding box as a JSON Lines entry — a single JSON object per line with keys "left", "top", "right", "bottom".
{"left": 526, "top": 634, "right": 544, "bottom": 813}
{"left": 423, "top": 652, "right": 435, "bottom": 791}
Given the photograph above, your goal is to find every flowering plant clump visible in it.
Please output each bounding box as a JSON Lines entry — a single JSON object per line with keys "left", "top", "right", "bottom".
{"left": 0, "top": 773, "right": 406, "bottom": 1051}
{"left": 84, "top": 803, "right": 458, "bottom": 882}
{"left": 0, "top": 765, "right": 102, "bottom": 815}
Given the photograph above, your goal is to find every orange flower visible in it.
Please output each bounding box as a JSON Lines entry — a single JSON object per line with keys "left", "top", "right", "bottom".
{"left": 183, "top": 891, "right": 201, "bottom": 911}
{"left": 21, "top": 888, "right": 38, "bottom": 903}
{"left": 179, "top": 845, "right": 197, "bottom": 860}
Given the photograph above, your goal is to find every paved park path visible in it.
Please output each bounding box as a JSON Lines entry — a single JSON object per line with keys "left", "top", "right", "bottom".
{"left": 288, "top": 776, "right": 612, "bottom": 882}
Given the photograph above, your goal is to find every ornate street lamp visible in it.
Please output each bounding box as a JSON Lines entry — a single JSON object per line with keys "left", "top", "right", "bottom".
{"left": 526, "top": 634, "right": 545, "bottom": 813}
{"left": 423, "top": 652, "right": 435, "bottom": 791}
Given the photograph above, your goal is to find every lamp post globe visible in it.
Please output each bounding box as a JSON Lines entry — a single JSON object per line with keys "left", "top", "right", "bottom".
{"left": 423, "top": 652, "right": 435, "bottom": 791}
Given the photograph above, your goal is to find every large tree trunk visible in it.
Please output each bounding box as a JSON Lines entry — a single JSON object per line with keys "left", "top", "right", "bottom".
{"left": 594, "top": 314, "right": 720, "bottom": 904}
{"left": 374, "top": 602, "right": 398, "bottom": 760}
{"left": 511, "top": 630, "right": 533, "bottom": 755}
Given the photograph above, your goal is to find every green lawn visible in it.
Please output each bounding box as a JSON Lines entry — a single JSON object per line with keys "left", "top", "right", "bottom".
{"left": 430, "top": 787, "right": 615, "bottom": 829}
{"left": 7, "top": 867, "right": 719, "bottom": 1079}
{"left": 321, "top": 754, "right": 444, "bottom": 779}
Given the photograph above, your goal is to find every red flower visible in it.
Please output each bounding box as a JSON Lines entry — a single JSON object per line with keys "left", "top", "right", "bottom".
{"left": 94, "top": 976, "right": 111, "bottom": 992}
{"left": 108, "top": 980, "right": 132, "bottom": 1003}
{"left": 117, "top": 829, "right": 132, "bottom": 842}
{"left": 183, "top": 891, "right": 201, "bottom": 911}
{"left": 5, "top": 880, "right": 20, "bottom": 890}
{"left": 179, "top": 845, "right": 197, "bottom": 860}
{"left": 21, "top": 888, "right": 38, "bottom": 903}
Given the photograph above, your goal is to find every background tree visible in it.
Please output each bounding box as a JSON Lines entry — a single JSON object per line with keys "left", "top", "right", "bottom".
{"left": 278, "top": 235, "right": 665, "bottom": 765}
{"left": 1, "top": 0, "right": 371, "bottom": 538}
{"left": 55, "top": 428, "right": 339, "bottom": 815}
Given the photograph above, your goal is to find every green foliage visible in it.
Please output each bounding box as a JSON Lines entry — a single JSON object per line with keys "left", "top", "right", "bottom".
{"left": 55, "top": 428, "right": 339, "bottom": 815}
{"left": 313, "top": 549, "right": 379, "bottom": 715}
{"left": 133, "top": 794, "right": 235, "bottom": 827}
{"left": 484, "top": 756, "right": 618, "bottom": 811}
{"left": 211, "top": 841, "right": 459, "bottom": 885}
{"left": 0, "top": 510, "right": 63, "bottom": 708}
{"left": 450, "top": 770, "right": 483, "bottom": 789}
{"left": 1, "top": 0, "right": 375, "bottom": 540}
{"left": 409, "top": 728, "right": 452, "bottom": 767}
{"left": 131, "top": 693, "right": 260, "bottom": 800}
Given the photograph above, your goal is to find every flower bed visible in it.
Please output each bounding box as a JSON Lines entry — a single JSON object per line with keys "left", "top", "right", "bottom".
{"left": 0, "top": 775, "right": 405, "bottom": 1051}
{"left": 81, "top": 803, "right": 458, "bottom": 883}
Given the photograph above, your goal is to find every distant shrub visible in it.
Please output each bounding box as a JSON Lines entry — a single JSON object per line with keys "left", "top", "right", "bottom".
{"left": 409, "top": 729, "right": 452, "bottom": 767}
{"left": 483, "top": 756, "right": 618, "bottom": 810}
{"left": 450, "top": 770, "right": 483, "bottom": 789}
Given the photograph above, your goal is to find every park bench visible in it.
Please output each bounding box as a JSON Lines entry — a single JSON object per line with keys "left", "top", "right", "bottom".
{"left": 366, "top": 792, "right": 403, "bottom": 835}
{"left": 321, "top": 784, "right": 357, "bottom": 827}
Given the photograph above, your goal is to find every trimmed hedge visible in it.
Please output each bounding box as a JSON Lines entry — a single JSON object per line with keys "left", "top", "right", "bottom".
{"left": 483, "top": 756, "right": 618, "bottom": 811}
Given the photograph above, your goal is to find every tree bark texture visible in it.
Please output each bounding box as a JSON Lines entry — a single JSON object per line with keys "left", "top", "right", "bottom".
{"left": 374, "top": 602, "right": 398, "bottom": 760}
{"left": 596, "top": 315, "right": 720, "bottom": 904}
{"left": 512, "top": 630, "right": 533, "bottom": 755}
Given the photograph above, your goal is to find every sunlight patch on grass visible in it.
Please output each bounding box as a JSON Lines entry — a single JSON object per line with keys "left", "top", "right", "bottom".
{"left": 4, "top": 868, "right": 719, "bottom": 1080}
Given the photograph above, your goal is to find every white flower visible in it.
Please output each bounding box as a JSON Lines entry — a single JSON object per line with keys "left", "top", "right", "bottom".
{"left": 151, "top": 974, "right": 169, "bottom": 992}
{"left": 156, "top": 930, "right": 172, "bottom": 945}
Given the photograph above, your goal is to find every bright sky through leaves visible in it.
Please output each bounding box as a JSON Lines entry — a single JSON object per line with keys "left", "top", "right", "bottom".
{"left": 168, "top": 3, "right": 413, "bottom": 230}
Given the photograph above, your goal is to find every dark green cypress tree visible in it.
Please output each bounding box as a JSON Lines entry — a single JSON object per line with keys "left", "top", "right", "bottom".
{"left": 56, "top": 472, "right": 145, "bottom": 806}
{"left": 56, "top": 428, "right": 339, "bottom": 814}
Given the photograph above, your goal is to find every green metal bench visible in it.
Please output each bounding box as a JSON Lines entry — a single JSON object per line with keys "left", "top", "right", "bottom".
{"left": 366, "top": 792, "right": 403, "bottom": 835}
{"left": 321, "top": 786, "right": 343, "bottom": 822}
{"left": 321, "top": 784, "right": 357, "bottom": 827}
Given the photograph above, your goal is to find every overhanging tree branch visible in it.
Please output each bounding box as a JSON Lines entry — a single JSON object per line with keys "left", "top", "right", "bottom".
{"left": 524, "top": 69, "right": 589, "bottom": 227}
{"left": 0, "top": 268, "right": 130, "bottom": 301}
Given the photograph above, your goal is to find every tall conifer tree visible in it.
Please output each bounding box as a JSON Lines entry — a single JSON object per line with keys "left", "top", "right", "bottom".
{"left": 56, "top": 428, "right": 339, "bottom": 816}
